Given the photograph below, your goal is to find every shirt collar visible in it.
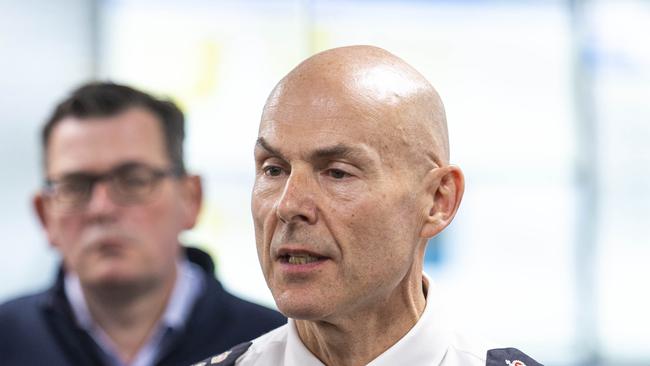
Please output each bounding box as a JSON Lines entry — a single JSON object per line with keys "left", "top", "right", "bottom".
{"left": 162, "top": 259, "right": 205, "bottom": 329}
{"left": 367, "top": 273, "right": 453, "bottom": 365}
{"left": 64, "top": 269, "right": 93, "bottom": 329}
{"left": 285, "top": 319, "right": 325, "bottom": 366}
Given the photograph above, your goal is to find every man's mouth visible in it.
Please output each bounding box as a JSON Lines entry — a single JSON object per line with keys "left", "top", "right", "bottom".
{"left": 282, "top": 253, "right": 322, "bottom": 265}
{"left": 276, "top": 248, "right": 328, "bottom": 265}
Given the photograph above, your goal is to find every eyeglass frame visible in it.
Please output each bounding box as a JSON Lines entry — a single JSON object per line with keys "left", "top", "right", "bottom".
{"left": 42, "top": 161, "right": 185, "bottom": 211}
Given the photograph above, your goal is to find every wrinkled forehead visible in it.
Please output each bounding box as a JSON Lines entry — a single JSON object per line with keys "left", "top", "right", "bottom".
{"left": 260, "top": 100, "right": 422, "bottom": 178}
{"left": 261, "top": 74, "right": 443, "bottom": 167}
{"left": 261, "top": 83, "right": 393, "bottom": 149}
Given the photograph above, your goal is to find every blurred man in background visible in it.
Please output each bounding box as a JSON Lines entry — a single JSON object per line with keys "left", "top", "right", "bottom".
{"left": 0, "top": 82, "right": 285, "bottom": 366}
{"left": 194, "top": 46, "right": 542, "bottom": 366}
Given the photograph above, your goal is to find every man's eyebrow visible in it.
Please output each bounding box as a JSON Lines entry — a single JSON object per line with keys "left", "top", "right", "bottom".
{"left": 255, "top": 138, "right": 287, "bottom": 161}
{"left": 48, "top": 160, "right": 149, "bottom": 181}
{"left": 310, "top": 144, "right": 368, "bottom": 162}
{"left": 256, "top": 137, "right": 372, "bottom": 163}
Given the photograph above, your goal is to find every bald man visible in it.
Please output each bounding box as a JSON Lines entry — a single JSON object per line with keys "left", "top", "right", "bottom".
{"left": 194, "top": 46, "right": 541, "bottom": 366}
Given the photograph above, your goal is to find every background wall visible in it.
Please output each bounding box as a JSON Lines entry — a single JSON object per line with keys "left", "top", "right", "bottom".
{"left": 1, "top": 1, "right": 648, "bottom": 365}
{"left": 0, "top": 0, "right": 95, "bottom": 301}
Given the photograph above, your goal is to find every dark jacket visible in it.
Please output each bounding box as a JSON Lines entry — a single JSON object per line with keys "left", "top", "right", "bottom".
{"left": 0, "top": 247, "right": 286, "bottom": 366}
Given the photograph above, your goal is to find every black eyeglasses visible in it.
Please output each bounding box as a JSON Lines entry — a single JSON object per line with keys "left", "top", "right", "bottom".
{"left": 44, "top": 162, "right": 183, "bottom": 211}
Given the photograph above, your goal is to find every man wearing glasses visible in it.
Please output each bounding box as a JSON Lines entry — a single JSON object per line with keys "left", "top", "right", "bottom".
{"left": 0, "top": 82, "right": 285, "bottom": 366}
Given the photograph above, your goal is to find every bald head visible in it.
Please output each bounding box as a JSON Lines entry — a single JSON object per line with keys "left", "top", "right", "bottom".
{"left": 253, "top": 46, "right": 465, "bottom": 328}
{"left": 262, "top": 45, "right": 450, "bottom": 168}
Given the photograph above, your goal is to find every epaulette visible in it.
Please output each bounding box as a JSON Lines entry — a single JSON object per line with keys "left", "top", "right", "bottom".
{"left": 486, "top": 348, "right": 543, "bottom": 366}
{"left": 191, "top": 341, "right": 252, "bottom": 366}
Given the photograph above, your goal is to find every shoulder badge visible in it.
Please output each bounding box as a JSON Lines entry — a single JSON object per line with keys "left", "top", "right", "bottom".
{"left": 486, "top": 348, "right": 543, "bottom": 366}
{"left": 191, "top": 341, "right": 252, "bottom": 366}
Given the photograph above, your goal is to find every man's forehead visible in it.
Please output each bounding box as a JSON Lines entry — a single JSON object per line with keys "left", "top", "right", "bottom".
{"left": 263, "top": 90, "right": 385, "bottom": 121}
{"left": 258, "top": 99, "right": 414, "bottom": 170}
{"left": 261, "top": 66, "right": 424, "bottom": 147}
{"left": 260, "top": 86, "right": 391, "bottom": 143}
{"left": 259, "top": 45, "right": 449, "bottom": 167}
{"left": 46, "top": 110, "right": 168, "bottom": 175}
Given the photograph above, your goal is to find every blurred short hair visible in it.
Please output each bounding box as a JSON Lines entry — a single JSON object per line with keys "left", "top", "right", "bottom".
{"left": 41, "top": 82, "right": 186, "bottom": 174}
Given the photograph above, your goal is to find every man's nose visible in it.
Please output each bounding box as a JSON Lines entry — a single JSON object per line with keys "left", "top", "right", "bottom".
{"left": 275, "top": 169, "right": 318, "bottom": 225}
{"left": 84, "top": 181, "right": 119, "bottom": 215}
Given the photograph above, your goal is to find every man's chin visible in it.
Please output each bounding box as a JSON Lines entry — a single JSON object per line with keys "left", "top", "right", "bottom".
{"left": 85, "top": 272, "right": 138, "bottom": 287}
{"left": 80, "top": 268, "right": 152, "bottom": 294}
{"left": 276, "top": 298, "right": 333, "bottom": 321}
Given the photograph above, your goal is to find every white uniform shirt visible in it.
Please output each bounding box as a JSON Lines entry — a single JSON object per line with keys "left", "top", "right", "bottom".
{"left": 234, "top": 274, "right": 493, "bottom": 366}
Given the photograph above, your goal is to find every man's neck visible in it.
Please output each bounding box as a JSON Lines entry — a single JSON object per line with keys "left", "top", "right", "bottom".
{"left": 295, "top": 271, "right": 426, "bottom": 366}
{"left": 81, "top": 268, "right": 178, "bottom": 364}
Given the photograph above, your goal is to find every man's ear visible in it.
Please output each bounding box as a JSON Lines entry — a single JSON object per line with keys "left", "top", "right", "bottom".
{"left": 420, "top": 165, "right": 465, "bottom": 238}
{"left": 180, "top": 174, "right": 203, "bottom": 229}
{"left": 33, "top": 193, "right": 48, "bottom": 227}
{"left": 33, "top": 192, "right": 58, "bottom": 248}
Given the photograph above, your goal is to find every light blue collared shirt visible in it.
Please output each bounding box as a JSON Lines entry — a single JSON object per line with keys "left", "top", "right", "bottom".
{"left": 65, "top": 259, "right": 205, "bottom": 366}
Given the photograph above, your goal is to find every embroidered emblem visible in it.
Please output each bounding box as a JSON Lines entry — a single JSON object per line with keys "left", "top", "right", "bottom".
{"left": 211, "top": 350, "right": 232, "bottom": 364}
{"left": 487, "top": 348, "right": 541, "bottom": 366}
{"left": 506, "top": 360, "right": 527, "bottom": 366}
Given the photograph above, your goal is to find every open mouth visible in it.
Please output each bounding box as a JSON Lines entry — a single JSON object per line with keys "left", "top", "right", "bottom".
{"left": 278, "top": 252, "right": 327, "bottom": 265}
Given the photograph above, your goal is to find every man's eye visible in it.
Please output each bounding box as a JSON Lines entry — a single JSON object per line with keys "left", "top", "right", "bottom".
{"left": 327, "top": 169, "right": 349, "bottom": 179}
{"left": 263, "top": 166, "right": 284, "bottom": 177}
{"left": 123, "top": 176, "right": 150, "bottom": 187}
{"left": 59, "top": 180, "right": 89, "bottom": 194}
{"left": 118, "top": 171, "right": 153, "bottom": 188}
